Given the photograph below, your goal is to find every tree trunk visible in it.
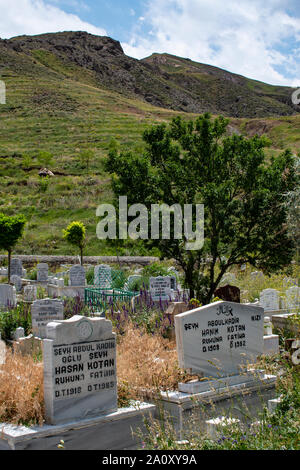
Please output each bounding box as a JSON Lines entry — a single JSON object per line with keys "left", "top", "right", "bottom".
{"left": 80, "top": 247, "right": 83, "bottom": 266}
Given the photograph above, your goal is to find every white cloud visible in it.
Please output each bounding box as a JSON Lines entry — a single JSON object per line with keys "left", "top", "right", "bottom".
{"left": 122, "top": 0, "right": 300, "bottom": 86}
{"left": 0, "top": 0, "right": 106, "bottom": 39}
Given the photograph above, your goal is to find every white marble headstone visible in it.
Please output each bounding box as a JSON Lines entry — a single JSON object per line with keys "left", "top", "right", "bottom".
{"left": 37, "top": 263, "right": 49, "bottom": 282}
{"left": 31, "top": 298, "right": 64, "bottom": 338}
{"left": 69, "top": 265, "right": 86, "bottom": 286}
{"left": 259, "top": 289, "right": 280, "bottom": 312}
{"left": 285, "top": 286, "right": 300, "bottom": 310}
{"left": 24, "top": 285, "right": 37, "bottom": 302}
{"left": 10, "top": 258, "right": 23, "bottom": 277}
{"left": 0, "top": 336, "right": 6, "bottom": 365}
{"left": 10, "top": 275, "right": 22, "bottom": 293}
{"left": 43, "top": 315, "right": 117, "bottom": 425}
{"left": 0, "top": 284, "right": 17, "bottom": 308}
{"left": 175, "top": 301, "right": 264, "bottom": 378}
{"left": 150, "top": 276, "right": 172, "bottom": 301}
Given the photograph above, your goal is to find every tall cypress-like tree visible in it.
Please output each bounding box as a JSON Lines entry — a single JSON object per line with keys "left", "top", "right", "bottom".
{"left": 105, "top": 114, "right": 298, "bottom": 304}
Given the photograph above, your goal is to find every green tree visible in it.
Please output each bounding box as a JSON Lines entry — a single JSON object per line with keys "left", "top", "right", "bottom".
{"left": 105, "top": 113, "right": 298, "bottom": 304}
{"left": 0, "top": 213, "right": 26, "bottom": 283}
{"left": 63, "top": 221, "right": 86, "bottom": 265}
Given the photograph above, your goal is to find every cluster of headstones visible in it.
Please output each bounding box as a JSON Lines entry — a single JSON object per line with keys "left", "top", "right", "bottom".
{"left": 259, "top": 287, "right": 300, "bottom": 312}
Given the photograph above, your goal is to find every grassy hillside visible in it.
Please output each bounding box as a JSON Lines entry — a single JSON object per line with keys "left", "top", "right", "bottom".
{"left": 0, "top": 32, "right": 299, "bottom": 257}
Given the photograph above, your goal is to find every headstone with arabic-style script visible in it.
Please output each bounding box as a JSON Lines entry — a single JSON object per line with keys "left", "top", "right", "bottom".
{"left": 43, "top": 315, "right": 117, "bottom": 425}
{"left": 31, "top": 298, "right": 64, "bottom": 338}
{"left": 69, "top": 265, "right": 86, "bottom": 287}
{"left": 150, "top": 276, "right": 172, "bottom": 301}
{"left": 37, "top": 263, "right": 49, "bottom": 282}
{"left": 175, "top": 301, "right": 264, "bottom": 379}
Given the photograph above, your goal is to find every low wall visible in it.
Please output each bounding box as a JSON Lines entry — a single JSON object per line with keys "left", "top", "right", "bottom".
{"left": 0, "top": 256, "right": 159, "bottom": 269}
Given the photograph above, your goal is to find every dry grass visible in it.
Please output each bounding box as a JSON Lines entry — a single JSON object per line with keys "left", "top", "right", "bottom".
{"left": 117, "top": 324, "right": 195, "bottom": 403}
{"left": 0, "top": 326, "right": 194, "bottom": 424}
{"left": 0, "top": 349, "right": 44, "bottom": 426}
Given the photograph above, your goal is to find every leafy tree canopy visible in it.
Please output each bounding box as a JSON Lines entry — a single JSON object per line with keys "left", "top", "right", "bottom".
{"left": 106, "top": 113, "right": 298, "bottom": 304}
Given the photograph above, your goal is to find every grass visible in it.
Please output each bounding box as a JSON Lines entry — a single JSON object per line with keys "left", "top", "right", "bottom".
{"left": 0, "top": 43, "right": 299, "bottom": 256}
{"left": 138, "top": 357, "right": 300, "bottom": 450}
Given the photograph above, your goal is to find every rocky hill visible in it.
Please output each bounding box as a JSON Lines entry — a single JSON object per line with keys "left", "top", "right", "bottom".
{"left": 0, "top": 31, "right": 299, "bottom": 118}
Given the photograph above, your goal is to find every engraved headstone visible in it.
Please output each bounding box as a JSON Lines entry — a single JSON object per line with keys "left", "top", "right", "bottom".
{"left": 31, "top": 298, "right": 64, "bottom": 339}
{"left": 150, "top": 276, "right": 172, "bottom": 301}
{"left": 175, "top": 301, "right": 264, "bottom": 378}
{"left": 94, "top": 265, "right": 112, "bottom": 288}
{"left": 11, "top": 275, "right": 22, "bottom": 293}
{"left": 43, "top": 315, "right": 117, "bottom": 425}
{"left": 0, "top": 284, "right": 17, "bottom": 308}
{"left": 259, "top": 289, "right": 280, "bottom": 312}
{"left": 10, "top": 258, "right": 23, "bottom": 277}
{"left": 69, "top": 265, "right": 86, "bottom": 287}
{"left": 24, "top": 285, "right": 37, "bottom": 302}
{"left": 37, "top": 263, "right": 49, "bottom": 282}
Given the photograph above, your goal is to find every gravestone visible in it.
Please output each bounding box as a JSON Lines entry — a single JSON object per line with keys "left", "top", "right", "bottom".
{"left": 0, "top": 333, "right": 6, "bottom": 365}
{"left": 259, "top": 289, "right": 280, "bottom": 312}
{"left": 24, "top": 285, "right": 37, "bottom": 302}
{"left": 285, "top": 286, "right": 300, "bottom": 310}
{"left": 13, "top": 327, "right": 25, "bottom": 341}
{"left": 13, "top": 335, "right": 43, "bottom": 357}
{"left": 69, "top": 265, "right": 86, "bottom": 287}
{"left": 150, "top": 276, "right": 172, "bottom": 301}
{"left": 37, "top": 263, "right": 49, "bottom": 282}
{"left": 214, "top": 285, "right": 240, "bottom": 303}
{"left": 251, "top": 271, "right": 264, "bottom": 280}
{"left": 10, "top": 258, "right": 23, "bottom": 277}
{"left": 175, "top": 301, "right": 264, "bottom": 379}
{"left": 31, "top": 298, "right": 64, "bottom": 338}
{"left": 43, "top": 315, "right": 117, "bottom": 425}
{"left": 0, "top": 284, "right": 17, "bottom": 308}
{"left": 94, "top": 265, "right": 112, "bottom": 288}
{"left": 10, "top": 275, "right": 22, "bottom": 293}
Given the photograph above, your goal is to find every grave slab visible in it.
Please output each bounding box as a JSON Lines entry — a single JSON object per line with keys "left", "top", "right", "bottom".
{"left": 43, "top": 315, "right": 117, "bottom": 425}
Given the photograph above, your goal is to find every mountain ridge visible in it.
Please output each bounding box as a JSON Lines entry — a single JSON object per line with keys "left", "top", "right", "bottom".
{"left": 0, "top": 30, "right": 299, "bottom": 118}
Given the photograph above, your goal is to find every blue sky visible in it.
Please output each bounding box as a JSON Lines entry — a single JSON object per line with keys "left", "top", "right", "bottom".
{"left": 0, "top": 0, "right": 299, "bottom": 86}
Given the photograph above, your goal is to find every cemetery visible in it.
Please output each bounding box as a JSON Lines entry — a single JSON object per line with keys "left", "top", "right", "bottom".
{"left": 0, "top": 255, "right": 299, "bottom": 450}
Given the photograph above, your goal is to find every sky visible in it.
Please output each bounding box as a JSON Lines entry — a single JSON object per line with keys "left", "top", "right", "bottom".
{"left": 0, "top": 0, "right": 299, "bottom": 86}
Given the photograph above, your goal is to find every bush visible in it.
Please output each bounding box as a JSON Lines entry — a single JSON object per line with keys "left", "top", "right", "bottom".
{"left": 0, "top": 303, "right": 32, "bottom": 342}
